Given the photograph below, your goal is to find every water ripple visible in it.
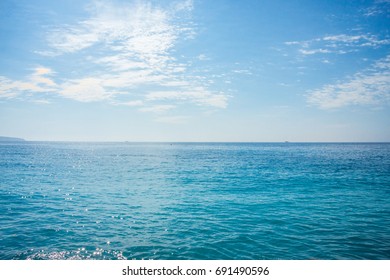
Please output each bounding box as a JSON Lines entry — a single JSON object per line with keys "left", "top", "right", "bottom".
{"left": 1, "top": 142, "right": 389, "bottom": 259}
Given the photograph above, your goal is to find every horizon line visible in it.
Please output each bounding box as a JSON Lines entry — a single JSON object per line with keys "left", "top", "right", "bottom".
{"left": 2, "top": 140, "right": 390, "bottom": 144}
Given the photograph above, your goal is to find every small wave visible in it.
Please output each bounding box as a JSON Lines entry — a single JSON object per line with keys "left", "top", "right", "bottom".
{"left": 16, "top": 248, "right": 127, "bottom": 260}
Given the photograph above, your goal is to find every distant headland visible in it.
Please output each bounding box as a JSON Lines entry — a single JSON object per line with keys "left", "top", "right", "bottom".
{"left": 0, "top": 136, "right": 26, "bottom": 142}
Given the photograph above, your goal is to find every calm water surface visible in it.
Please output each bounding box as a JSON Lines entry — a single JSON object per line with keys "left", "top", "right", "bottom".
{"left": 0, "top": 142, "right": 389, "bottom": 259}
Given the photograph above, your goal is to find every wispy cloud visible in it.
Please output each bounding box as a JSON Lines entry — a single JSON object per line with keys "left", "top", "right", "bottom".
{"left": 232, "top": 69, "right": 253, "bottom": 75}
{"left": 197, "top": 54, "right": 210, "bottom": 61}
{"left": 146, "top": 87, "right": 228, "bottom": 108}
{"left": 139, "top": 104, "right": 176, "bottom": 114}
{"left": 322, "top": 34, "right": 390, "bottom": 47}
{"left": 1, "top": 0, "right": 228, "bottom": 114}
{"left": 363, "top": 0, "right": 390, "bottom": 17}
{"left": 307, "top": 55, "right": 390, "bottom": 109}
{"left": 59, "top": 77, "right": 112, "bottom": 102}
{"left": 46, "top": 1, "right": 179, "bottom": 59}
{"left": 0, "top": 67, "right": 57, "bottom": 98}
{"left": 298, "top": 48, "right": 331, "bottom": 55}
{"left": 286, "top": 33, "right": 390, "bottom": 56}
{"left": 114, "top": 100, "right": 144, "bottom": 107}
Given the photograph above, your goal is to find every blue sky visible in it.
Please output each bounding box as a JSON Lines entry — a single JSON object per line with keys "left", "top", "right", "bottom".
{"left": 0, "top": 0, "right": 389, "bottom": 141}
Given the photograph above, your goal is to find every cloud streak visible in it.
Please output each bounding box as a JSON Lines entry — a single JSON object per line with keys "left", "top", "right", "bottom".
{"left": 363, "top": 0, "right": 390, "bottom": 17}
{"left": 286, "top": 33, "right": 390, "bottom": 56}
{"left": 146, "top": 87, "right": 228, "bottom": 108}
{"left": 307, "top": 55, "right": 390, "bottom": 109}
{"left": 0, "top": 67, "right": 57, "bottom": 99}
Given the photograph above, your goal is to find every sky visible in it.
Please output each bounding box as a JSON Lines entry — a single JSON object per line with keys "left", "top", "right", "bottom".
{"left": 0, "top": 0, "right": 389, "bottom": 142}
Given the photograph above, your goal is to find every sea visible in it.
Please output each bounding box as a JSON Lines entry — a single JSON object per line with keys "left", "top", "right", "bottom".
{"left": 0, "top": 142, "right": 389, "bottom": 260}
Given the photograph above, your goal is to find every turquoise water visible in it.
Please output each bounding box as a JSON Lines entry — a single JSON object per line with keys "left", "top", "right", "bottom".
{"left": 0, "top": 142, "right": 389, "bottom": 260}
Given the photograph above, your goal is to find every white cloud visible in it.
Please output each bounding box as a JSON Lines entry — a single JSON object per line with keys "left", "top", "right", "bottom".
{"left": 284, "top": 41, "right": 301, "bottom": 46}
{"left": 139, "top": 104, "right": 176, "bottom": 113}
{"left": 286, "top": 33, "right": 390, "bottom": 56}
{"left": 38, "top": 0, "right": 181, "bottom": 88}
{"left": 146, "top": 87, "right": 228, "bottom": 108}
{"left": 322, "top": 34, "right": 390, "bottom": 47}
{"left": 59, "top": 78, "right": 111, "bottom": 102}
{"left": 115, "top": 100, "right": 144, "bottom": 107}
{"left": 363, "top": 0, "right": 390, "bottom": 17}
{"left": 307, "top": 55, "right": 390, "bottom": 109}
{"left": 172, "top": 0, "right": 194, "bottom": 12}
{"left": 299, "top": 49, "right": 331, "bottom": 55}
{"left": 322, "top": 34, "right": 367, "bottom": 43}
{"left": 160, "top": 80, "right": 191, "bottom": 87}
{"left": 0, "top": 77, "right": 19, "bottom": 98}
{"left": 197, "top": 54, "right": 209, "bottom": 61}
{"left": 94, "top": 55, "right": 149, "bottom": 72}
{"left": 46, "top": 0, "right": 188, "bottom": 68}
{"left": 232, "top": 69, "right": 253, "bottom": 75}
{"left": 1, "top": 0, "right": 228, "bottom": 114}
{"left": 99, "top": 70, "right": 167, "bottom": 88}
{"left": 43, "top": 0, "right": 193, "bottom": 78}
{"left": 0, "top": 67, "right": 57, "bottom": 98}
{"left": 29, "top": 67, "right": 57, "bottom": 87}
{"left": 48, "top": 27, "right": 100, "bottom": 54}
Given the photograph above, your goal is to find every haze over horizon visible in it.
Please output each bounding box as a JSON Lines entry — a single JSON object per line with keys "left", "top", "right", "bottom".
{"left": 1, "top": 0, "right": 389, "bottom": 142}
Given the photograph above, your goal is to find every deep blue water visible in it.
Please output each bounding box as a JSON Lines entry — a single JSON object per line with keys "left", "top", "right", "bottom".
{"left": 0, "top": 142, "right": 389, "bottom": 260}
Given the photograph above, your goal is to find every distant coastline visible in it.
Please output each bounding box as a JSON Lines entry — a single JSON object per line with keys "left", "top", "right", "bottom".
{"left": 0, "top": 136, "right": 25, "bottom": 142}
